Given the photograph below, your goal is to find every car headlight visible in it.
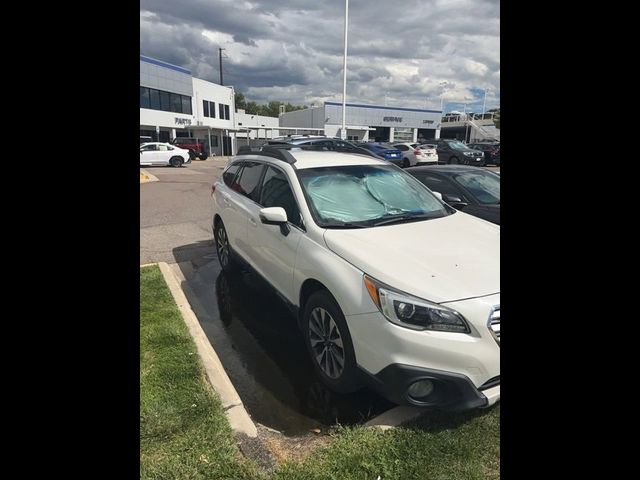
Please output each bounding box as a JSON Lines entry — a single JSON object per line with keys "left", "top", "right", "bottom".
{"left": 463, "top": 151, "right": 475, "bottom": 156}
{"left": 363, "top": 275, "right": 471, "bottom": 333}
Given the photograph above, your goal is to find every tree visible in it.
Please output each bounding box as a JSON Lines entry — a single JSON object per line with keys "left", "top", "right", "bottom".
{"left": 234, "top": 92, "right": 246, "bottom": 111}
{"left": 234, "top": 90, "right": 307, "bottom": 116}
{"left": 244, "top": 101, "right": 259, "bottom": 115}
{"left": 493, "top": 109, "right": 500, "bottom": 129}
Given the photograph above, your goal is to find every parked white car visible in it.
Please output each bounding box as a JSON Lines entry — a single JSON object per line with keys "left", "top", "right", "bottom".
{"left": 392, "top": 142, "right": 436, "bottom": 167}
{"left": 140, "top": 142, "right": 191, "bottom": 167}
{"left": 211, "top": 147, "right": 499, "bottom": 410}
{"left": 417, "top": 143, "right": 439, "bottom": 164}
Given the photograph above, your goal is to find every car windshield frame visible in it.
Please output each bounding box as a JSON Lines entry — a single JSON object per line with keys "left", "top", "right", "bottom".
{"left": 296, "top": 164, "right": 454, "bottom": 229}
{"left": 452, "top": 170, "right": 500, "bottom": 205}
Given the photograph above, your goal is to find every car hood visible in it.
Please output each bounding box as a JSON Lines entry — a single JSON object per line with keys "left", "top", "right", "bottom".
{"left": 323, "top": 212, "right": 499, "bottom": 303}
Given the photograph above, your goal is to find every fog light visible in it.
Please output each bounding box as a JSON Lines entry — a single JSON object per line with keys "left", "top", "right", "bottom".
{"left": 407, "top": 379, "right": 434, "bottom": 401}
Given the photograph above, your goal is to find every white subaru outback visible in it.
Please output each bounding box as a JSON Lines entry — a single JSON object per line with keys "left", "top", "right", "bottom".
{"left": 211, "top": 146, "right": 500, "bottom": 410}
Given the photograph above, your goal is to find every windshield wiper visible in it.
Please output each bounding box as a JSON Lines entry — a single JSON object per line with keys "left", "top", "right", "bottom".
{"left": 372, "top": 213, "right": 439, "bottom": 226}
{"left": 320, "top": 221, "right": 370, "bottom": 229}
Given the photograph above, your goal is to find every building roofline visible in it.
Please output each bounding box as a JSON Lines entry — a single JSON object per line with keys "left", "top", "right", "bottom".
{"left": 140, "top": 55, "right": 191, "bottom": 75}
{"left": 324, "top": 101, "right": 441, "bottom": 114}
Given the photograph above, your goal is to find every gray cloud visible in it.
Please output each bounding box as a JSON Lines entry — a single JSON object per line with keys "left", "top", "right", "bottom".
{"left": 140, "top": 0, "right": 500, "bottom": 111}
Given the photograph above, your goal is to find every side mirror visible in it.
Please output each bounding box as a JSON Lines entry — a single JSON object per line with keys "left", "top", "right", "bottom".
{"left": 432, "top": 191, "right": 443, "bottom": 201}
{"left": 259, "top": 207, "right": 290, "bottom": 236}
{"left": 443, "top": 194, "right": 469, "bottom": 209}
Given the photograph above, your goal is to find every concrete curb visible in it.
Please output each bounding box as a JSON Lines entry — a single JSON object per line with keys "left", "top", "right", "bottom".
{"left": 363, "top": 405, "right": 424, "bottom": 431}
{"left": 157, "top": 262, "right": 257, "bottom": 438}
{"left": 140, "top": 169, "right": 159, "bottom": 183}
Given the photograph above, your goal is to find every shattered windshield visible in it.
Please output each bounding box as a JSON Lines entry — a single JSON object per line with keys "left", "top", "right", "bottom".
{"left": 298, "top": 164, "right": 450, "bottom": 228}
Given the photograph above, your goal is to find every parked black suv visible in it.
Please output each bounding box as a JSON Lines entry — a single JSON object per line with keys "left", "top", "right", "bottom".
{"left": 467, "top": 142, "right": 500, "bottom": 166}
{"left": 435, "top": 139, "right": 485, "bottom": 166}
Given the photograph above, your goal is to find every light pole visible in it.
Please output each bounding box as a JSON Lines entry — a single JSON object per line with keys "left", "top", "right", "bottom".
{"left": 341, "top": 0, "right": 349, "bottom": 140}
{"left": 482, "top": 88, "right": 488, "bottom": 115}
{"left": 463, "top": 102, "right": 469, "bottom": 142}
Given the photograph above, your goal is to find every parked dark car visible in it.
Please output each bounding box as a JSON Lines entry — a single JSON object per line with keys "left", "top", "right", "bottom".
{"left": 355, "top": 142, "right": 403, "bottom": 166}
{"left": 467, "top": 142, "right": 500, "bottom": 166}
{"left": 406, "top": 165, "right": 500, "bottom": 224}
{"left": 434, "top": 139, "right": 485, "bottom": 166}
{"left": 171, "top": 137, "right": 209, "bottom": 160}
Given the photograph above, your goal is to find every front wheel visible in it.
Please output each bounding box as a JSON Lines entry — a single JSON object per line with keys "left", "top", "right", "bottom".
{"left": 170, "top": 156, "right": 184, "bottom": 167}
{"left": 449, "top": 156, "right": 459, "bottom": 164}
{"left": 303, "top": 290, "right": 360, "bottom": 394}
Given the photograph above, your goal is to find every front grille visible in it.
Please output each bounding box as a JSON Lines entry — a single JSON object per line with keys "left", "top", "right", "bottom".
{"left": 488, "top": 305, "right": 500, "bottom": 345}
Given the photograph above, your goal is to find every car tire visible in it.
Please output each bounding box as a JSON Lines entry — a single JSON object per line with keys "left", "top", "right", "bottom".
{"left": 449, "top": 156, "right": 459, "bottom": 164}
{"left": 303, "top": 290, "right": 360, "bottom": 394}
{"left": 214, "top": 220, "right": 237, "bottom": 273}
{"left": 199, "top": 153, "right": 207, "bottom": 160}
{"left": 170, "top": 156, "right": 184, "bottom": 167}
{"left": 402, "top": 158, "right": 410, "bottom": 168}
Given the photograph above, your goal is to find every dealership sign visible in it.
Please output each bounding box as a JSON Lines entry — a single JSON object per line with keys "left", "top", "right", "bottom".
{"left": 383, "top": 116, "right": 403, "bottom": 122}
{"left": 175, "top": 117, "right": 192, "bottom": 126}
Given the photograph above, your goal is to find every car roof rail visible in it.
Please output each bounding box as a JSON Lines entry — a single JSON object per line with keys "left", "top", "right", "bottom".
{"left": 235, "top": 143, "right": 385, "bottom": 164}
{"left": 235, "top": 144, "right": 299, "bottom": 164}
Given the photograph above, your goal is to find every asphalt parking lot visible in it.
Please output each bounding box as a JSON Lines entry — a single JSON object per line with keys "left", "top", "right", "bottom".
{"left": 141, "top": 157, "right": 500, "bottom": 433}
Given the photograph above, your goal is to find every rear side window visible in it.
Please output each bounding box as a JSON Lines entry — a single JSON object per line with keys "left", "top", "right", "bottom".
{"left": 396, "top": 145, "right": 409, "bottom": 151}
{"left": 223, "top": 164, "right": 241, "bottom": 188}
{"left": 260, "top": 166, "right": 303, "bottom": 228}
{"left": 234, "top": 162, "right": 265, "bottom": 201}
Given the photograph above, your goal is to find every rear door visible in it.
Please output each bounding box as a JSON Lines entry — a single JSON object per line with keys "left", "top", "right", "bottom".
{"left": 156, "top": 144, "right": 173, "bottom": 165}
{"left": 224, "top": 161, "right": 266, "bottom": 262}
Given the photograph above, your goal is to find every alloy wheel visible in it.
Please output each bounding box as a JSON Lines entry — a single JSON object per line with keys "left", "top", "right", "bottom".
{"left": 308, "top": 307, "right": 345, "bottom": 379}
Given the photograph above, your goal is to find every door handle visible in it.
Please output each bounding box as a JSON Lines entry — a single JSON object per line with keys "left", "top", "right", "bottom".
{"left": 222, "top": 195, "right": 230, "bottom": 205}
{"left": 249, "top": 217, "right": 257, "bottom": 227}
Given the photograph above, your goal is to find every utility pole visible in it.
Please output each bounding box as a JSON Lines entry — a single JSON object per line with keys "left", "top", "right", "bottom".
{"left": 219, "top": 48, "right": 224, "bottom": 85}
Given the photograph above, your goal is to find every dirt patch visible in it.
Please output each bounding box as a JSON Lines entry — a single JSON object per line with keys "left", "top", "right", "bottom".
{"left": 236, "top": 423, "right": 332, "bottom": 473}
{"left": 258, "top": 424, "right": 332, "bottom": 465}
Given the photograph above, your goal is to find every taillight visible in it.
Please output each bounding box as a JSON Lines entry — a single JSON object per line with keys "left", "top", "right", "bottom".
{"left": 414, "top": 150, "right": 421, "bottom": 155}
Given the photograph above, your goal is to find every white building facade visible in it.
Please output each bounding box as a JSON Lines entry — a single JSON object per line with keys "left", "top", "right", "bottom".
{"left": 234, "top": 109, "right": 280, "bottom": 147}
{"left": 139, "top": 55, "right": 237, "bottom": 156}
{"left": 279, "top": 101, "right": 443, "bottom": 143}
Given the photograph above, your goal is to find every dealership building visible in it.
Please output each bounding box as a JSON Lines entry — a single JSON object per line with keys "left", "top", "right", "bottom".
{"left": 139, "top": 55, "right": 236, "bottom": 155}
{"left": 278, "top": 101, "right": 442, "bottom": 143}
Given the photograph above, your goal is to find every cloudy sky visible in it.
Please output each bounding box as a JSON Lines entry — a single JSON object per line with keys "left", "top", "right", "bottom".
{"left": 140, "top": 0, "right": 499, "bottom": 112}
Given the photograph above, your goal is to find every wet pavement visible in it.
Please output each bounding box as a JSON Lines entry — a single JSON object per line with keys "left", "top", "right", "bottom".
{"left": 174, "top": 246, "right": 394, "bottom": 436}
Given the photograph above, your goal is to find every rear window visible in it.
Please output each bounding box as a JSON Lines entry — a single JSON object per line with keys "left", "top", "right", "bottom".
{"left": 223, "top": 164, "right": 241, "bottom": 188}
{"left": 234, "top": 162, "right": 265, "bottom": 201}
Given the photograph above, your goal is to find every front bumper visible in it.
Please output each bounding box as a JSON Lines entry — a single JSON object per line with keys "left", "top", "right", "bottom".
{"left": 346, "top": 293, "right": 500, "bottom": 410}
{"left": 360, "top": 363, "right": 498, "bottom": 410}
{"left": 464, "top": 155, "right": 485, "bottom": 165}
